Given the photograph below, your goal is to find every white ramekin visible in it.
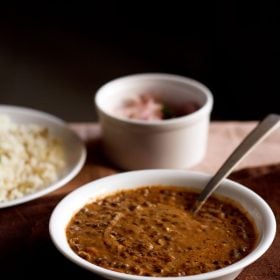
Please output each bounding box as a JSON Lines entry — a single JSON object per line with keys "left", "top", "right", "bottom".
{"left": 94, "top": 73, "right": 213, "bottom": 170}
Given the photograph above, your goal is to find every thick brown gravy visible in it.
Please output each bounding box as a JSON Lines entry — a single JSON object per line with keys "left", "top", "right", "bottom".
{"left": 66, "top": 186, "right": 258, "bottom": 276}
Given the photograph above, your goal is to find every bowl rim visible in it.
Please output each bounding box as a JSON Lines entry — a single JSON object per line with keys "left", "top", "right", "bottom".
{"left": 94, "top": 73, "right": 213, "bottom": 128}
{"left": 49, "top": 169, "right": 276, "bottom": 280}
{"left": 0, "top": 104, "right": 65, "bottom": 124}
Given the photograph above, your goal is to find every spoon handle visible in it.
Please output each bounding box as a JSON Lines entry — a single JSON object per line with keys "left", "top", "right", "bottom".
{"left": 193, "top": 114, "right": 280, "bottom": 214}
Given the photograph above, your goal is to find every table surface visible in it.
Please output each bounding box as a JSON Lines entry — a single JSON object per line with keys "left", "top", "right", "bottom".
{"left": 69, "top": 121, "right": 280, "bottom": 173}
{"left": 1, "top": 121, "right": 280, "bottom": 279}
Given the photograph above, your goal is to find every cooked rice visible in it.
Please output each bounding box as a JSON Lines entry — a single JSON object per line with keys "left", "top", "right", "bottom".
{"left": 0, "top": 115, "right": 65, "bottom": 202}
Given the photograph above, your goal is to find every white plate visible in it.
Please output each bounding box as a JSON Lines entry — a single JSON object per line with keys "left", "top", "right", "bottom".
{"left": 0, "top": 105, "right": 87, "bottom": 208}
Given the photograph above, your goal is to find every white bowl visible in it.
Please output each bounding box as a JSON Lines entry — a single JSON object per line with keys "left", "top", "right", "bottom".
{"left": 94, "top": 73, "right": 213, "bottom": 170}
{"left": 49, "top": 170, "right": 276, "bottom": 280}
{"left": 0, "top": 105, "right": 87, "bottom": 208}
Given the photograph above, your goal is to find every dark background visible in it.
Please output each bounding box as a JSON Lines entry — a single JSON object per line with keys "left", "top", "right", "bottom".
{"left": 0, "top": 2, "right": 279, "bottom": 121}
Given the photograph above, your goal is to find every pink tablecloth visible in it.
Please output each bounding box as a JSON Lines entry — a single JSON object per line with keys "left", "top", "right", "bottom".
{"left": 69, "top": 121, "right": 280, "bottom": 173}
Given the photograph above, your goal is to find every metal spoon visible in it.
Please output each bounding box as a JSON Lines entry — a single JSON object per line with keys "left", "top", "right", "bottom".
{"left": 193, "top": 114, "right": 280, "bottom": 214}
